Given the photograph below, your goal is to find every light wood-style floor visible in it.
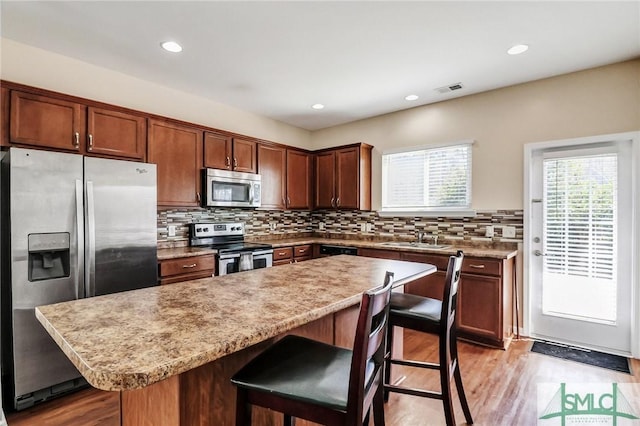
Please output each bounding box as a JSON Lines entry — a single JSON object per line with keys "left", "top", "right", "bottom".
{"left": 386, "top": 330, "right": 640, "bottom": 425}
{"left": 7, "top": 330, "right": 640, "bottom": 425}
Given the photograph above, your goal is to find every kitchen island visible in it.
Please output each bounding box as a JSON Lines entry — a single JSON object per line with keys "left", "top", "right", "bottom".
{"left": 36, "top": 255, "right": 436, "bottom": 425}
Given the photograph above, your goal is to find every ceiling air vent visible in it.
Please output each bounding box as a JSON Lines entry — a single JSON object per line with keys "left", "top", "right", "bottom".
{"left": 435, "top": 82, "right": 464, "bottom": 94}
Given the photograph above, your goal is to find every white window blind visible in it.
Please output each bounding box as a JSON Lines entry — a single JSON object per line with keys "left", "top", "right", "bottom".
{"left": 382, "top": 143, "right": 471, "bottom": 211}
{"left": 543, "top": 154, "right": 617, "bottom": 281}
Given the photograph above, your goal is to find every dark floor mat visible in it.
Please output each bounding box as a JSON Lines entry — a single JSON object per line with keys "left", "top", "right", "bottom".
{"left": 531, "top": 340, "right": 631, "bottom": 374}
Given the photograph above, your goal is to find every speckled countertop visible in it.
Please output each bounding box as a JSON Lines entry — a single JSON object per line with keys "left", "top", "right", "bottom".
{"left": 36, "top": 256, "right": 434, "bottom": 392}
{"left": 158, "top": 237, "right": 517, "bottom": 261}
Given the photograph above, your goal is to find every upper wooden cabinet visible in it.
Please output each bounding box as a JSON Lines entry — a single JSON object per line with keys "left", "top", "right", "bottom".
{"left": 257, "top": 144, "right": 286, "bottom": 209}
{"left": 314, "top": 143, "right": 372, "bottom": 210}
{"left": 87, "top": 107, "right": 146, "bottom": 160}
{"left": 10, "top": 91, "right": 85, "bottom": 152}
{"left": 257, "top": 145, "right": 313, "bottom": 210}
{"left": 8, "top": 90, "right": 146, "bottom": 160}
{"left": 1, "top": 87, "right": 9, "bottom": 147}
{"left": 286, "top": 149, "right": 312, "bottom": 209}
{"left": 148, "top": 119, "right": 203, "bottom": 207}
{"left": 204, "top": 132, "right": 257, "bottom": 173}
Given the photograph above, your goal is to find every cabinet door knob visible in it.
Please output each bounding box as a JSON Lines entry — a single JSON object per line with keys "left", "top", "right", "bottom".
{"left": 88, "top": 134, "right": 94, "bottom": 151}
{"left": 74, "top": 132, "right": 80, "bottom": 149}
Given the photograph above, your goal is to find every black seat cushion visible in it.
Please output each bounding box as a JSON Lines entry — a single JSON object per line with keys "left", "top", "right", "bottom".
{"left": 390, "top": 293, "right": 442, "bottom": 323}
{"left": 231, "top": 335, "right": 376, "bottom": 412}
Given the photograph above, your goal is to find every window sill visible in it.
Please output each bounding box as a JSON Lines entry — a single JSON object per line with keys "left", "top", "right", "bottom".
{"left": 377, "top": 209, "right": 477, "bottom": 218}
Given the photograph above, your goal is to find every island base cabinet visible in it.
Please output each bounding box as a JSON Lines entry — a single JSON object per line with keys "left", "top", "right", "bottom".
{"left": 121, "top": 315, "right": 335, "bottom": 426}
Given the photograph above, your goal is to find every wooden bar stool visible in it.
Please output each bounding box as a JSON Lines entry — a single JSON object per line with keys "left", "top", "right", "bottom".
{"left": 383, "top": 251, "right": 473, "bottom": 426}
{"left": 231, "top": 271, "right": 395, "bottom": 426}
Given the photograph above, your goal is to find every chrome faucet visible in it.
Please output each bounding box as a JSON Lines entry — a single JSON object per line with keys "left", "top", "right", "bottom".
{"left": 433, "top": 232, "right": 439, "bottom": 246}
{"left": 417, "top": 231, "right": 426, "bottom": 243}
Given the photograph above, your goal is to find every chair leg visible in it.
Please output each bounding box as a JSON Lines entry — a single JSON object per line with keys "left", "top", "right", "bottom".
{"left": 283, "top": 413, "right": 295, "bottom": 426}
{"left": 451, "top": 335, "right": 473, "bottom": 424}
{"left": 440, "top": 368, "right": 457, "bottom": 426}
{"left": 454, "top": 364, "right": 473, "bottom": 425}
{"left": 372, "top": 378, "right": 386, "bottom": 426}
{"left": 363, "top": 409, "right": 370, "bottom": 426}
{"left": 383, "top": 324, "right": 394, "bottom": 402}
{"left": 236, "top": 388, "right": 252, "bottom": 426}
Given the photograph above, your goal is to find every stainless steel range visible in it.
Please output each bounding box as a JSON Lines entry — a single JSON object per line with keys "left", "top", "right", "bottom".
{"left": 189, "top": 222, "right": 273, "bottom": 275}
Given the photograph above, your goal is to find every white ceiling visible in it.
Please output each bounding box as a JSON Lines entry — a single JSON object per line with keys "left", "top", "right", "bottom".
{"left": 1, "top": 1, "right": 639, "bottom": 131}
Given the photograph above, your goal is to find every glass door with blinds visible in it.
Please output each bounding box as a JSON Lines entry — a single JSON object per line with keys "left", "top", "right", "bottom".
{"left": 530, "top": 141, "right": 632, "bottom": 354}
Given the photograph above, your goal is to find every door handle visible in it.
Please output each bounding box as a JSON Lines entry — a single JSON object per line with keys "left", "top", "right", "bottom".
{"left": 225, "top": 156, "right": 231, "bottom": 168}
{"left": 75, "top": 180, "right": 85, "bottom": 299}
{"left": 88, "top": 134, "right": 94, "bottom": 151}
{"left": 74, "top": 132, "right": 80, "bottom": 149}
{"left": 233, "top": 157, "right": 238, "bottom": 168}
{"left": 534, "top": 250, "right": 547, "bottom": 257}
{"left": 86, "top": 181, "right": 96, "bottom": 297}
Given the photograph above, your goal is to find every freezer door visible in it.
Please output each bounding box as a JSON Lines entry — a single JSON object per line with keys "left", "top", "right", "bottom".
{"left": 6, "top": 148, "right": 84, "bottom": 400}
{"left": 84, "top": 157, "right": 157, "bottom": 296}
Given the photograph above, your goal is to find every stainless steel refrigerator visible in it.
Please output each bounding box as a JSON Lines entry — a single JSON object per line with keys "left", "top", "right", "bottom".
{"left": 1, "top": 147, "right": 158, "bottom": 410}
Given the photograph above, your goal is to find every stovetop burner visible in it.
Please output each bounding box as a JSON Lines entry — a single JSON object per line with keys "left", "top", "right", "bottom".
{"left": 188, "top": 222, "right": 272, "bottom": 253}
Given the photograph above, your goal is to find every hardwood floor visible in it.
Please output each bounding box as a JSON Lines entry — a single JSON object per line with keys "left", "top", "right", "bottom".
{"left": 6, "top": 387, "right": 120, "bottom": 426}
{"left": 385, "top": 330, "right": 640, "bottom": 425}
{"left": 6, "top": 330, "right": 639, "bottom": 425}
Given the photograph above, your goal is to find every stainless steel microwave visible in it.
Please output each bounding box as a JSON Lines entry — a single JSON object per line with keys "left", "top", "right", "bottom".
{"left": 204, "top": 169, "right": 261, "bottom": 208}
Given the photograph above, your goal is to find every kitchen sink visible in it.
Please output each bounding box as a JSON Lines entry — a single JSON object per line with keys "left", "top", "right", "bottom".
{"left": 378, "top": 241, "right": 451, "bottom": 250}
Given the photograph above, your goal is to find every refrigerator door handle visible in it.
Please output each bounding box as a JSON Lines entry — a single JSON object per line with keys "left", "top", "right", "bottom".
{"left": 75, "top": 180, "right": 85, "bottom": 299}
{"left": 86, "top": 181, "right": 96, "bottom": 297}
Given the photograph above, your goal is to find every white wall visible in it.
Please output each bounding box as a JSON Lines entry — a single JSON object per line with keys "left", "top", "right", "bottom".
{"left": 0, "top": 38, "right": 312, "bottom": 150}
{"left": 311, "top": 60, "right": 640, "bottom": 210}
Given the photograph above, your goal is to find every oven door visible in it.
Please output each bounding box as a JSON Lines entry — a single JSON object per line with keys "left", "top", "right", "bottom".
{"left": 217, "top": 250, "right": 273, "bottom": 276}
{"left": 205, "top": 169, "right": 261, "bottom": 208}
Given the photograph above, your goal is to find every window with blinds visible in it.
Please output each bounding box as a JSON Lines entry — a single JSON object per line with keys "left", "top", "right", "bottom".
{"left": 543, "top": 154, "right": 617, "bottom": 279}
{"left": 381, "top": 143, "right": 471, "bottom": 212}
{"left": 542, "top": 153, "right": 617, "bottom": 322}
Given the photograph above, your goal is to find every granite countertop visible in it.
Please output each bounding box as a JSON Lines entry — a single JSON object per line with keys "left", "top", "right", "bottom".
{"left": 157, "top": 246, "right": 217, "bottom": 260}
{"left": 158, "top": 237, "right": 517, "bottom": 261}
{"left": 36, "top": 256, "right": 434, "bottom": 392}
{"left": 265, "top": 237, "right": 517, "bottom": 259}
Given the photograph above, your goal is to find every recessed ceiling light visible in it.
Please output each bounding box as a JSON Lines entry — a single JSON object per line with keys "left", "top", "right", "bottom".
{"left": 312, "top": 104, "right": 325, "bottom": 110}
{"left": 405, "top": 95, "right": 419, "bottom": 101}
{"left": 161, "top": 41, "right": 183, "bottom": 53}
{"left": 507, "top": 44, "right": 529, "bottom": 55}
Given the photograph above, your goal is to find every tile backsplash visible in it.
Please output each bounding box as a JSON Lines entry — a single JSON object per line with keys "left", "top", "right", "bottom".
{"left": 158, "top": 208, "right": 523, "bottom": 248}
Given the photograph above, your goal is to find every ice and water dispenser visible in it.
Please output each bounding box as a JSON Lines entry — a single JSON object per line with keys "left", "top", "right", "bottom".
{"left": 27, "top": 233, "right": 70, "bottom": 281}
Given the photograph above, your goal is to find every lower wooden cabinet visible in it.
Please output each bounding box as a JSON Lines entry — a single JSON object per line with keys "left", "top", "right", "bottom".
{"left": 357, "top": 247, "right": 514, "bottom": 348}
{"left": 158, "top": 255, "right": 215, "bottom": 284}
{"left": 273, "top": 244, "right": 312, "bottom": 266}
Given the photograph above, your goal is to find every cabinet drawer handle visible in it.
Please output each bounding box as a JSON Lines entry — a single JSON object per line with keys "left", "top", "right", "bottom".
{"left": 88, "top": 133, "right": 94, "bottom": 151}
{"left": 298, "top": 249, "right": 306, "bottom": 253}
{"left": 182, "top": 263, "right": 198, "bottom": 268}
{"left": 278, "top": 251, "right": 287, "bottom": 256}
{"left": 468, "top": 264, "right": 485, "bottom": 269}
{"left": 74, "top": 132, "right": 80, "bottom": 148}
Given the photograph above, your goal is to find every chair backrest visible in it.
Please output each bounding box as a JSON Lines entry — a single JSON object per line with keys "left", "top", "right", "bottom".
{"left": 347, "top": 271, "right": 394, "bottom": 424}
{"left": 440, "top": 251, "right": 464, "bottom": 368}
